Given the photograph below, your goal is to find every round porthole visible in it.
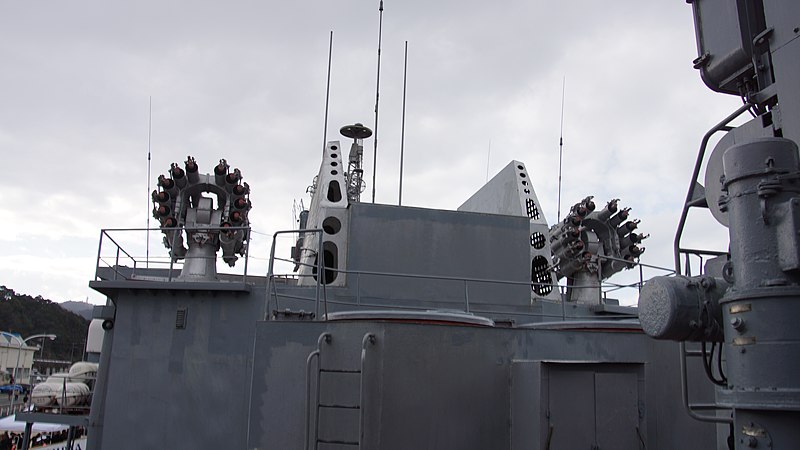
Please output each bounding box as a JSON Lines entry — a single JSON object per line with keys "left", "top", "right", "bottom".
{"left": 322, "top": 216, "right": 342, "bottom": 235}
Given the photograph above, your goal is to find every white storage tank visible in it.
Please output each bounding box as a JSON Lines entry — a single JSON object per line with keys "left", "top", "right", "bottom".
{"left": 54, "top": 382, "right": 90, "bottom": 407}
{"left": 85, "top": 318, "right": 104, "bottom": 355}
{"left": 31, "top": 382, "right": 58, "bottom": 407}
{"left": 32, "top": 374, "right": 71, "bottom": 408}
{"left": 68, "top": 362, "right": 98, "bottom": 384}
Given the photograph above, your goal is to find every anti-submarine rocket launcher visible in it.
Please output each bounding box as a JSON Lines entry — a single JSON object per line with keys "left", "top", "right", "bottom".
{"left": 151, "top": 156, "right": 252, "bottom": 280}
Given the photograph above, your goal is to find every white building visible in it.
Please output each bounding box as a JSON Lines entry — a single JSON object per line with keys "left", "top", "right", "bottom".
{"left": 0, "top": 333, "right": 36, "bottom": 384}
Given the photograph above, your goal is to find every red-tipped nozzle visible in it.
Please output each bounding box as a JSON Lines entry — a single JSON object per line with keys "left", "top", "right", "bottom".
{"left": 156, "top": 205, "right": 171, "bottom": 217}
{"left": 152, "top": 191, "right": 170, "bottom": 204}
{"left": 234, "top": 198, "right": 248, "bottom": 210}
{"left": 185, "top": 157, "right": 198, "bottom": 173}
{"left": 158, "top": 175, "right": 175, "bottom": 190}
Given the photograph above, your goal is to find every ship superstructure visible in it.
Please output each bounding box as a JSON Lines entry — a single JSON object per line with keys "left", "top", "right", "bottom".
{"left": 9, "top": 1, "right": 800, "bottom": 449}
{"left": 76, "top": 147, "right": 708, "bottom": 450}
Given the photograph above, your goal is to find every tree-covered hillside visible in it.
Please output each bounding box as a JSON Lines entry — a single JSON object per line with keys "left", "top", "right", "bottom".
{"left": 0, "top": 286, "right": 90, "bottom": 362}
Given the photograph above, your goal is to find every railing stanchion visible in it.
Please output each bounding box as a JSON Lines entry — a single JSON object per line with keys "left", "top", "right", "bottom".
{"left": 322, "top": 236, "right": 328, "bottom": 320}
{"left": 243, "top": 227, "right": 251, "bottom": 284}
{"left": 639, "top": 264, "right": 644, "bottom": 293}
{"left": 356, "top": 272, "right": 361, "bottom": 305}
{"left": 463, "top": 280, "right": 470, "bottom": 313}
{"left": 168, "top": 226, "right": 178, "bottom": 282}
{"left": 265, "top": 232, "right": 279, "bottom": 320}
{"left": 316, "top": 232, "right": 324, "bottom": 319}
{"left": 95, "top": 230, "right": 105, "bottom": 281}
{"left": 114, "top": 247, "right": 120, "bottom": 280}
{"left": 359, "top": 333, "right": 376, "bottom": 448}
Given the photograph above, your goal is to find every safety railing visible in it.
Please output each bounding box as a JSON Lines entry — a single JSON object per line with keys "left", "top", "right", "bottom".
{"left": 673, "top": 102, "right": 752, "bottom": 277}
{"left": 265, "top": 228, "right": 675, "bottom": 321}
{"left": 266, "top": 229, "right": 326, "bottom": 319}
{"left": 676, "top": 248, "right": 728, "bottom": 278}
{"left": 0, "top": 401, "right": 27, "bottom": 418}
{"left": 94, "top": 226, "right": 252, "bottom": 283}
{"left": 668, "top": 104, "right": 752, "bottom": 426}
{"left": 1, "top": 372, "right": 98, "bottom": 419}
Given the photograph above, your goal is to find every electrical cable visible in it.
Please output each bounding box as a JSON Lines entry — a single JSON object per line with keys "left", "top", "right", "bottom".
{"left": 701, "top": 340, "right": 726, "bottom": 386}
{"left": 716, "top": 338, "right": 727, "bottom": 383}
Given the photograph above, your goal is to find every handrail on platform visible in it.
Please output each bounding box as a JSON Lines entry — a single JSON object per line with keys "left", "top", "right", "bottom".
{"left": 94, "top": 226, "right": 252, "bottom": 283}
{"left": 265, "top": 228, "right": 675, "bottom": 321}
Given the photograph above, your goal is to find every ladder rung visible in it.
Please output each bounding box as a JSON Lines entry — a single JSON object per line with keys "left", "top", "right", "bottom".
{"left": 319, "top": 368, "right": 361, "bottom": 374}
{"left": 689, "top": 403, "right": 725, "bottom": 410}
{"left": 317, "top": 439, "right": 359, "bottom": 446}
{"left": 319, "top": 403, "right": 360, "bottom": 409}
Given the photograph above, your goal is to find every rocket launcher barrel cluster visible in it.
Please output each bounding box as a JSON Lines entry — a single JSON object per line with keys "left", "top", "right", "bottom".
{"left": 151, "top": 156, "right": 252, "bottom": 267}
{"left": 549, "top": 197, "right": 646, "bottom": 280}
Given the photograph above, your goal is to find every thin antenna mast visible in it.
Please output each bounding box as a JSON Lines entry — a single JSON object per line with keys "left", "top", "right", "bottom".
{"left": 557, "top": 77, "right": 565, "bottom": 223}
{"left": 398, "top": 40, "right": 408, "bottom": 206}
{"left": 371, "top": 0, "right": 384, "bottom": 203}
{"left": 322, "top": 31, "right": 334, "bottom": 154}
{"left": 486, "top": 139, "right": 492, "bottom": 183}
{"left": 146, "top": 96, "right": 152, "bottom": 268}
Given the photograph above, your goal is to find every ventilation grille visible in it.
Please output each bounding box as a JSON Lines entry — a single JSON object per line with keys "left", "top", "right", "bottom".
{"left": 530, "top": 232, "right": 546, "bottom": 249}
{"left": 531, "top": 256, "right": 553, "bottom": 296}
{"left": 525, "top": 198, "right": 540, "bottom": 220}
{"left": 176, "top": 307, "right": 188, "bottom": 329}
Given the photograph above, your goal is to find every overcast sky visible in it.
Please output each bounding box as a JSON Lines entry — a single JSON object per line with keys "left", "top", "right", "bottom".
{"left": 0, "top": 0, "right": 744, "bottom": 305}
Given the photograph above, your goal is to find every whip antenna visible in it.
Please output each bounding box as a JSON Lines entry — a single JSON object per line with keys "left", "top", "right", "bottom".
{"left": 486, "top": 139, "right": 492, "bottom": 183}
{"left": 146, "top": 96, "right": 152, "bottom": 268}
{"left": 322, "top": 31, "right": 334, "bottom": 154}
{"left": 371, "top": 0, "right": 384, "bottom": 203}
{"left": 399, "top": 40, "right": 408, "bottom": 206}
{"left": 557, "top": 77, "right": 565, "bottom": 223}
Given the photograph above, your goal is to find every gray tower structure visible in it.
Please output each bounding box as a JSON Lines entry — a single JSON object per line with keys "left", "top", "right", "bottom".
{"left": 639, "top": 1, "right": 800, "bottom": 448}
{"left": 459, "top": 161, "right": 561, "bottom": 302}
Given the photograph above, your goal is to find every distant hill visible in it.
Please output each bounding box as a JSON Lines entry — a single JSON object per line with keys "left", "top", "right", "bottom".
{"left": 59, "top": 301, "right": 95, "bottom": 321}
{"left": 0, "top": 286, "right": 90, "bottom": 363}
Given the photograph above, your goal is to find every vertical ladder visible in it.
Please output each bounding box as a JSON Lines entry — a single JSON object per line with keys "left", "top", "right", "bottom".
{"left": 306, "top": 333, "right": 376, "bottom": 450}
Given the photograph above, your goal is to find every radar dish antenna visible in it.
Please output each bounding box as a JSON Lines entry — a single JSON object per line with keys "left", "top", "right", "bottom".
{"left": 341, "top": 123, "right": 373, "bottom": 140}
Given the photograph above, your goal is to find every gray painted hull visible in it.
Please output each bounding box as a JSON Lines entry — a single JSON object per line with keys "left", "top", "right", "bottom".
{"left": 85, "top": 281, "right": 720, "bottom": 449}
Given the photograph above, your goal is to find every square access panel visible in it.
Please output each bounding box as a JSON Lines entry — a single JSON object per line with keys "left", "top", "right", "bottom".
{"left": 511, "top": 361, "right": 644, "bottom": 450}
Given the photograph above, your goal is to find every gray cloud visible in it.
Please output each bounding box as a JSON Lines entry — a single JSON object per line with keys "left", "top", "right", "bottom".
{"left": 1, "top": 1, "right": 739, "bottom": 304}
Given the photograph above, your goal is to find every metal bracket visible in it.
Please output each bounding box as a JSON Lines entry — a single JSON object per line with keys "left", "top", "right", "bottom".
{"left": 752, "top": 27, "right": 774, "bottom": 47}
{"left": 693, "top": 52, "right": 710, "bottom": 69}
